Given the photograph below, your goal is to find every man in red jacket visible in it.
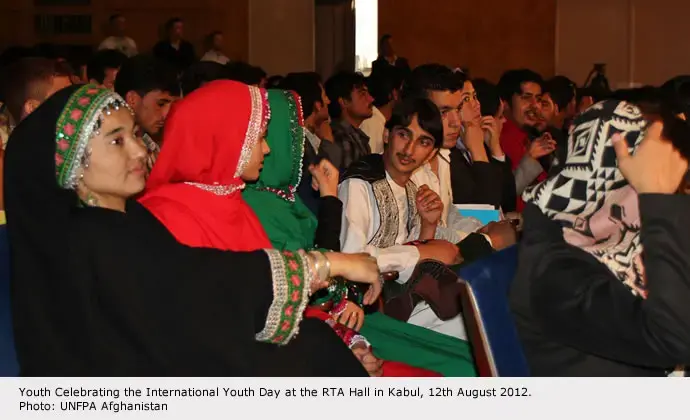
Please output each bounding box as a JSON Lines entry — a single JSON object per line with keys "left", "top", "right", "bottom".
{"left": 498, "top": 69, "right": 556, "bottom": 210}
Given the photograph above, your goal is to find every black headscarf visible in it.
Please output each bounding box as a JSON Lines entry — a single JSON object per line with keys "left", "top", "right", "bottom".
{"left": 3, "top": 85, "right": 365, "bottom": 376}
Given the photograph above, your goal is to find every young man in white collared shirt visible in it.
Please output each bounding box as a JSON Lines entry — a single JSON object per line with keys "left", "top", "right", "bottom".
{"left": 339, "top": 97, "right": 467, "bottom": 338}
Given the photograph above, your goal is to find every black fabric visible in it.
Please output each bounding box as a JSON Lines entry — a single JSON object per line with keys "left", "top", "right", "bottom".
{"left": 509, "top": 197, "right": 690, "bottom": 376}
{"left": 457, "top": 233, "right": 495, "bottom": 263}
{"left": 371, "top": 57, "right": 411, "bottom": 77}
{"left": 449, "top": 148, "right": 503, "bottom": 206}
{"left": 314, "top": 196, "right": 343, "bottom": 251}
{"left": 340, "top": 153, "right": 386, "bottom": 184}
{"left": 546, "top": 126, "right": 569, "bottom": 176}
{"left": 492, "top": 154, "right": 517, "bottom": 213}
{"left": 3, "top": 86, "right": 366, "bottom": 377}
{"left": 153, "top": 40, "right": 196, "bottom": 74}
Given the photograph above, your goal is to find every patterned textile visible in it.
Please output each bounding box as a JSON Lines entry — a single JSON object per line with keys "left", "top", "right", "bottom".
{"left": 327, "top": 119, "right": 371, "bottom": 171}
{"left": 141, "top": 133, "right": 160, "bottom": 175}
{"left": 54, "top": 85, "right": 130, "bottom": 189}
{"left": 523, "top": 100, "right": 647, "bottom": 296}
{"left": 341, "top": 153, "right": 418, "bottom": 249}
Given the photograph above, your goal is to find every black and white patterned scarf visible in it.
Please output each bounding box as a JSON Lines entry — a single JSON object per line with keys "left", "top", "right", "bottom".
{"left": 523, "top": 100, "right": 647, "bottom": 296}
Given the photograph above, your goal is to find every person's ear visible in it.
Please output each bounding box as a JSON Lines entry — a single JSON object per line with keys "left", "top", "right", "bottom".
{"left": 21, "top": 99, "right": 41, "bottom": 120}
{"left": 125, "top": 91, "right": 141, "bottom": 110}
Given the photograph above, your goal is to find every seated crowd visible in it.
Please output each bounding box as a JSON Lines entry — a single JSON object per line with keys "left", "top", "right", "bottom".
{"left": 0, "top": 20, "right": 689, "bottom": 377}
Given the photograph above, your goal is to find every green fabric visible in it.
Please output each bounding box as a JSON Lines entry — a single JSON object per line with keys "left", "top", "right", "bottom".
{"left": 243, "top": 90, "right": 318, "bottom": 251}
{"left": 361, "top": 312, "right": 477, "bottom": 377}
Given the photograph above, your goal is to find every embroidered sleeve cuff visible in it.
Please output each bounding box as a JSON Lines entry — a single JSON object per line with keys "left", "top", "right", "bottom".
{"left": 256, "top": 249, "right": 313, "bottom": 345}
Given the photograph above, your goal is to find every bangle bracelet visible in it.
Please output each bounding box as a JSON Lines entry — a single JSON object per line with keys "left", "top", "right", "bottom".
{"left": 308, "top": 251, "right": 331, "bottom": 284}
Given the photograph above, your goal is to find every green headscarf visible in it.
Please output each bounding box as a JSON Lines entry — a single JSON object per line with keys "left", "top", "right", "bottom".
{"left": 243, "top": 89, "right": 318, "bottom": 251}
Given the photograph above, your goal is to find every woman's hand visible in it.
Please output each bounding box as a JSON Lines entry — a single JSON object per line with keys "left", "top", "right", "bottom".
{"left": 351, "top": 343, "right": 383, "bottom": 377}
{"left": 333, "top": 300, "right": 365, "bottom": 331}
{"left": 309, "top": 159, "right": 340, "bottom": 198}
{"left": 325, "top": 253, "right": 381, "bottom": 305}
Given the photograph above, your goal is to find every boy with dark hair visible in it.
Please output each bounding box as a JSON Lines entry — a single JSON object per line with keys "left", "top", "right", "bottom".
{"left": 497, "top": 68, "right": 553, "bottom": 210}
{"left": 180, "top": 61, "right": 230, "bottom": 96}
{"left": 278, "top": 71, "right": 334, "bottom": 214}
{"left": 321, "top": 71, "right": 374, "bottom": 171}
{"left": 115, "top": 55, "right": 180, "bottom": 171}
{"left": 406, "top": 65, "right": 504, "bottom": 235}
{"left": 226, "top": 62, "right": 267, "bottom": 87}
{"left": 339, "top": 97, "right": 467, "bottom": 338}
{"left": 0, "top": 57, "right": 72, "bottom": 125}
{"left": 360, "top": 65, "right": 403, "bottom": 154}
{"left": 541, "top": 75, "right": 577, "bottom": 131}
{"left": 87, "top": 49, "right": 127, "bottom": 90}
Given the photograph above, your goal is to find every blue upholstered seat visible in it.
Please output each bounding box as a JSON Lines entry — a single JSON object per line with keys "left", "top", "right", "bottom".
{"left": 0, "top": 225, "right": 19, "bottom": 376}
{"left": 456, "top": 246, "right": 529, "bottom": 377}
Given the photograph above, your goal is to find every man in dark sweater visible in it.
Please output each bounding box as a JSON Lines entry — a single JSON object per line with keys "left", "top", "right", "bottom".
{"left": 153, "top": 17, "right": 196, "bottom": 75}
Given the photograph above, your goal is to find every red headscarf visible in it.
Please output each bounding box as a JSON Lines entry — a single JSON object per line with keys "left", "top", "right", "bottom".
{"left": 139, "top": 80, "right": 272, "bottom": 251}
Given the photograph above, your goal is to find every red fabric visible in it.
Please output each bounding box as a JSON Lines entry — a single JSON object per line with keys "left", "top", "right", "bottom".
{"left": 382, "top": 361, "right": 442, "bottom": 377}
{"left": 304, "top": 308, "right": 441, "bottom": 377}
{"left": 139, "top": 80, "right": 272, "bottom": 251}
{"left": 499, "top": 119, "right": 546, "bottom": 211}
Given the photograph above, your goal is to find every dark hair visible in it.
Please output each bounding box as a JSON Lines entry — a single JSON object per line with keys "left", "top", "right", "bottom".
{"left": 0, "top": 46, "right": 34, "bottom": 68}
{"left": 324, "top": 71, "right": 367, "bottom": 118}
{"left": 472, "top": 78, "right": 502, "bottom": 117}
{"left": 379, "top": 34, "right": 392, "bottom": 50}
{"left": 225, "top": 61, "right": 266, "bottom": 86}
{"left": 386, "top": 97, "right": 444, "bottom": 148}
{"left": 660, "top": 76, "right": 690, "bottom": 118}
{"left": 279, "top": 72, "right": 323, "bottom": 117}
{"left": 204, "top": 30, "right": 222, "bottom": 49}
{"left": 544, "top": 76, "right": 576, "bottom": 111}
{"left": 109, "top": 14, "right": 123, "bottom": 23}
{"left": 0, "top": 57, "right": 71, "bottom": 121}
{"left": 608, "top": 86, "right": 661, "bottom": 109}
{"left": 403, "top": 64, "right": 465, "bottom": 100}
{"left": 180, "top": 61, "right": 230, "bottom": 96}
{"left": 497, "top": 69, "right": 544, "bottom": 102}
{"left": 367, "top": 65, "right": 403, "bottom": 108}
{"left": 266, "top": 75, "right": 284, "bottom": 89}
{"left": 86, "top": 49, "right": 127, "bottom": 84}
{"left": 115, "top": 54, "right": 180, "bottom": 98}
{"left": 165, "top": 17, "right": 183, "bottom": 32}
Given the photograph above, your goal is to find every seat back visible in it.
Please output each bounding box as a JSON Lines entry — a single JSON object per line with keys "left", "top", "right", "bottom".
{"left": 0, "top": 225, "right": 19, "bottom": 376}
{"left": 456, "top": 246, "right": 529, "bottom": 377}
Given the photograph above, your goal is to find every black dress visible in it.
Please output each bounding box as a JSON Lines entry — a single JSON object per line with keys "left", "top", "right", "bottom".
{"left": 4, "top": 85, "right": 366, "bottom": 376}
{"left": 509, "top": 197, "right": 690, "bottom": 376}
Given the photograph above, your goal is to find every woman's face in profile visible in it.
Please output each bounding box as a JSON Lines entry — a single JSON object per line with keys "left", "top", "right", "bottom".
{"left": 77, "top": 108, "right": 148, "bottom": 207}
{"left": 240, "top": 129, "right": 270, "bottom": 182}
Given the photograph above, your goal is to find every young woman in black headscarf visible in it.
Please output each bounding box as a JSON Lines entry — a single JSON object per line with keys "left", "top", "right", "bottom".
{"left": 3, "top": 84, "right": 381, "bottom": 376}
{"left": 510, "top": 99, "right": 690, "bottom": 376}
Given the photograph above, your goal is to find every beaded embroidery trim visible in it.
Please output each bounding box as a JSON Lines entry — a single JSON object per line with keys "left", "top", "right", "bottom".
{"left": 234, "top": 86, "right": 270, "bottom": 178}
{"left": 256, "top": 249, "right": 312, "bottom": 345}
{"left": 184, "top": 181, "right": 244, "bottom": 196}
{"left": 255, "top": 90, "right": 305, "bottom": 203}
{"left": 368, "top": 179, "right": 418, "bottom": 248}
{"left": 55, "top": 85, "right": 132, "bottom": 189}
